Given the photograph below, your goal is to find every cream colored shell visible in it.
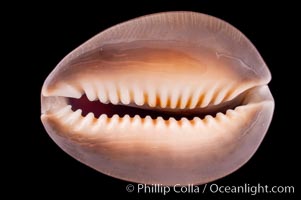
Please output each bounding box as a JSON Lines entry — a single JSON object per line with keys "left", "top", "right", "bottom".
{"left": 41, "top": 11, "right": 274, "bottom": 185}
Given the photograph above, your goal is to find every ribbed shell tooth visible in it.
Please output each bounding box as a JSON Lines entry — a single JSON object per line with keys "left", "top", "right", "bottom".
{"left": 226, "top": 109, "right": 237, "bottom": 118}
{"left": 92, "top": 114, "right": 108, "bottom": 132}
{"left": 203, "top": 115, "right": 215, "bottom": 126}
{"left": 215, "top": 112, "right": 228, "bottom": 122}
{"left": 200, "top": 86, "right": 215, "bottom": 107}
{"left": 108, "top": 114, "right": 120, "bottom": 129}
{"left": 146, "top": 86, "right": 157, "bottom": 107}
{"left": 235, "top": 106, "right": 245, "bottom": 113}
{"left": 64, "top": 109, "right": 82, "bottom": 125}
{"left": 168, "top": 117, "right": 178, "bottom": 130}
{"left": 209, "top": 85, "right": 222, "bottom": 105}
{"left": 170, "top": 89, "right": 180, "bottom": 109}
{"left": 107, "top": 83, "right": 119, "bottom": 105}
{"left": 180, "top": 118, "right": 191, "bottom": 128}
{"left": 155, "top": 117, "right": 166, "bottom": 128}
{"left": 96, "top": 83, "right": 109, "bottom": 104}
{"left": 120, "top": 114, "right": 131, "bottom": 129}
{"left": 75, "top": 112, "right": 95, "bottom": 131}
{"left": 55, "top": 105, "right": 72, "bottom": 118}
{"left": 213, "top": 84, "right": 230, "bottom": 105}
{"left": 143, "top": 116, "right": 154, "bottom": 129}
{"left": 158, "top": 87, "right": 168, "bottom": 108}
{"left": 225, "top": 85, "right": 240, "bottom": 102}
{"left": 189, "top": 87, "right": 203, "bottom": 109}
{"left": 180, "top": 87, "right": 191, "bottom": 109}
{"left": 55, "top": 85, "right": 82, "bottom": 98}
{"left": 132, "top": 115, "right": 142, "bottom": 126}
{"left": 133, "top": 85, "right": 144, "bottom": 106}
{"left": 119, "top": 84, "right": 131, "bottom": 105}
{"left": 192, "top": 117, "right": 203, "bottom": 129}
{"left": 82, "top": 83, "right": 97, "bottom": 101}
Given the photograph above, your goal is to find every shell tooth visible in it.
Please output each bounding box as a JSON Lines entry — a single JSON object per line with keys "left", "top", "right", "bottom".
{"left": 143, "top": 116, "right": 154, "bottom": 128}
{"left": 155, "top": 117, "right": 166, "bottom": 128}
{"left": 209, "top": 85, "right": 221, "bottom": 105}
{"left": 132, "top": 115, "right": 142, "bottom": 126}
{"left": 168, "top": 117, "right": 179, "bottom": 130}
{"left": 97, "top": 83, "right": 109, "bottom": 104}
{"left": 76, "top": 112, "right": 95, "bottom": 131}
{"left": 120, "top": 114, "right": 131, "bottom": 129}
{"left": 107, "top": 83, "right": 119, "bottom": 105}
{"left": 225, "top": 85, "right": 243, "bottom": 102}
{"left": 226, "top": 109, "right": 237, "bottom": 118}
{"left": 119, "top": 85, "right": 130, "bottom": 105}
{"left": 54, "top": 105, "right": 72, "bottom": 118}
{"left": 158, "top": 87, "right": 168, "bottom": 108}
{"left": 213, "top": 85, "right": 228, "bottom": 105}
{"left": 190, "top": 88, "right": 202, "bottom": 109}
{"left": 235, "top": 106, "right": 245, "bottom": 113}
{"left": 93, "top": 114, "right": 108, "bottom": 130}
{"left": 200, "top": 86, "right": 214, "bottom": 107}
{"left": 170, "top": 89, "right": 180, "bottom": 109}
{"left": 203, "top": 115, "right": 215, "bottom": 126}
{"left": 144, "top": 115, "right": 153, "bottom": 121}
{"left": 64, "top": 109, "right": 82, "bottom": 125}
{"left": 216, "top": 112, "right": 228, "bottom": 122}
{"left": 97, "top": 114, "right": 108, "bottom": 124}
{"left": 180, "top": 88, "right": 191, "bottom": 109}
{"left": 82, "top": 83, "right": 97, "bottom": 101}
{"left": 85, "top": 112, "right": 95, "bottom": 120}
{"left": 192, "top": 117, "right": 203, "bottom": 129}
{"left": 180, "top": 118, "right": 191, "bottom": 128}
{"left": 200, "top": 96, "right": 210, "bottom": 107}
{"left": 54, "top": 84, "right": 82, "bottom": 98}
{"left": 133, "top": 86, "right": 144, "bottom": 106}
{"left": 146, "top": 87, "right": 157, "bottom": 107}
{"left": 99, "top": 114, "right": 108, "bottom": 121}
{"left": 108, "top": 114, "right": 120, "bottom": 129}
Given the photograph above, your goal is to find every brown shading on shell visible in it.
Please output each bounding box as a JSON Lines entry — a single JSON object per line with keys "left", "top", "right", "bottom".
{"left": 41, "top": 11, "right": 274, "bottom": 185}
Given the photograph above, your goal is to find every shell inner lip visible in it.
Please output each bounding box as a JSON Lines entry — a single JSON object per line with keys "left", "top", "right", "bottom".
{"left": 67, "top": 91, "right": 246, "bottom": 121}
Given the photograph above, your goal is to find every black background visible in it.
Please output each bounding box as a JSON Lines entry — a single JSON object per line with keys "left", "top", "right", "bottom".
{"left": 7, "top": 0, "right": 299, "bottom": 199}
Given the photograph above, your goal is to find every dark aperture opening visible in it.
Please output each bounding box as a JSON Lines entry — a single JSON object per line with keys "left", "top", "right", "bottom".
{"left": 68, "top": 95, "right": 241, "bottom": 120}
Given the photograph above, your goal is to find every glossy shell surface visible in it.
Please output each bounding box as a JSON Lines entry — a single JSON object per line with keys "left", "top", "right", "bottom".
{"left": 41, "top": 11, "right": 274, "bottom": 185}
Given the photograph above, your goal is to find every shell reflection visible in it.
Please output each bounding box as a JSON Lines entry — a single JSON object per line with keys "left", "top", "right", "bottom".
{"left": 41, "top": 11, "right": 274, "bottom": 185}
